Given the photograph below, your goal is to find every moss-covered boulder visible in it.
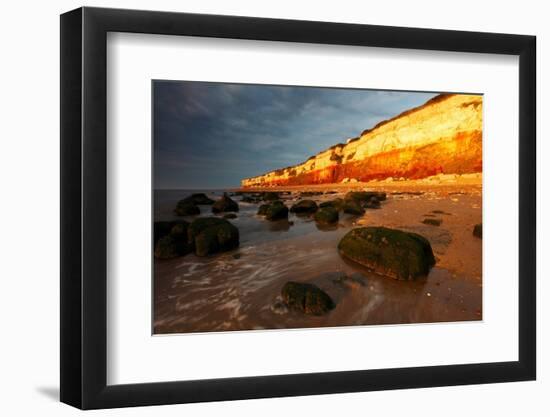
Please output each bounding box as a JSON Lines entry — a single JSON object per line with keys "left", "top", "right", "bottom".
{"left": 174, "top": 201, "right": 200, "bottom": 216}
{"left": 179, "top": 193, "right": 215, "bottom": 205}
{"left": 154, "top": 221, "right": 191, "bottom": 259}
{"left": 290, "top": 199, "right": 318, "bottom": 214}
{"left": 257, "top": 203, "right": 270, "bottom": 215}
{"left": 345, "top": 191, "right": 375, "bottom": 202}
{"left": 212, "top": 193, "right": 239, "bottom": 213}
{"left": 187, "top": 217, "right": 239, "bottom": 256}
{"left": 154, "top": 220, "right": 190, "bottom": 243}
{"left": 262, "top": 192, "right": 280, "bottom": 201}
{"left": 364, "top": 196, "right": 381, "bottom": 209}
{"left": 257, "top": 201, "right": 289, "bottom": 221}
{"left": 375, "top": 192, "right": 387, "bottom": 201}
{"left": 345, "top": 191, "right": 386, "bottom": 203}
{"left": 473, "top": 223, "right": 482, "bottom": 238}
{"left": 265, "top": 201, "right": 289, "bottom": 221}
{"left": 344, "top": 191, "right": 365, "bottom": 202}
{"left": 319, "top": 198, "right": 344, "bottom": 210}
{"left": 154, "top": 221, "right": 177, "bottom": 245}
{"left": 281, "top": 281, "right": 335, "bottom": 315}
{"left": 175, "top": 193, "right": 216, "bottom": 215}
{"left": 338, "top": 227, "right": 435, "bottom": 280}
{"left": 342, "top": 199, "right": 365, "bottom": 215}
{"left": 314, "top": 207, "right": 339, "bottom": 225}
{"left": 241, "top": 195, "right": 261, "bottom": 203}
{"left": 155, "top": 236, "right": 179, "bottom": 259}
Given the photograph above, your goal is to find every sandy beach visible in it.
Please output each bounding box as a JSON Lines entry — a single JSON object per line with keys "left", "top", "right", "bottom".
{"left": 153, "top": 175, "right": 482, "bottom": 334}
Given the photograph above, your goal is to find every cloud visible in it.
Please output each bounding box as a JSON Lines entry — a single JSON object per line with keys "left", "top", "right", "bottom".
{"left": 153, "top": 81, "right": 438, "bottom": 189}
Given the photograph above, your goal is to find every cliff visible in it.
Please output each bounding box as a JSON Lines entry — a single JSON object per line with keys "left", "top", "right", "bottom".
{"left": 241, "top": 93, "right": 482, "bottom": 187}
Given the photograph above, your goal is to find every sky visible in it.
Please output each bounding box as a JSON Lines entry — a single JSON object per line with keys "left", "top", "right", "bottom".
{"left": 153, "top": 81, "right": 438, "bottom": 189}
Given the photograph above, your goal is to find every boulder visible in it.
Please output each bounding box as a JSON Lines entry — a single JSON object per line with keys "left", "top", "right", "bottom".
{"left": 212, "top": 193, "right": 239, "bottom": 213}
{"left": 155, "top": 236, "right": 181, "bottom": 259}
{"left": 257, "top": 201, "right": 289, "bottom": 221}
{"left": 345, "top": 191, "right": 384, "bottom": 204}
{"left": 154, "top": 220, "right": 189, "bottom": 244}
{"left": 154, "top": 221, "right": 191, "bottom": 259}
{"left": 342, "top": 199, "right": 364, "bottom": 215}
{"left": 314, "top": 207, "right": 339, "bottom": 225}
{"left": 257, "top": 203, "right": 270, "bottom": 215}
{"left": 178, "top": 193, "right": 215, "bottom": 205}
{"left": 281, "top": 281, "right": 335, "bottom": 315}
{"left": 338, "top": 227, "right": 435, "bottom": 280}
{"left": 364, "top": 196, "right": 381, "bottom": 209}
{"left": 262, "top": 192, "right": 280, "bottom": 201}
{"left": 174, "top": 201, "right": 200, "bottom": 216}
{"left": 375, "top": 192, "right": 387, "bottom": 201}
{"left": 473, "top": 223, "right": 482, "bottom": 238}
{"left": 187, "top": 217, "right": 239, "bottom": 256}
{"left": 154, "top": 221, "right": 177, "bottom": 245}
{"left": 290, "top": 199, "right": 318, "bottom": 214}
{"left": 319, "top": 198, "right": 344, "bottom": 210}
{"left": 223, "top": 213, "right": 237, "bottom": 219}
{"left": 265, "top": 201, "right": 289, "bottom": 221}
{"left": 241, "top": 195, "right": 260, "bottom": 203}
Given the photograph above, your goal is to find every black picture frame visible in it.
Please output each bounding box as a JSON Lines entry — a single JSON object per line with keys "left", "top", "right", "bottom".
{"left": 60, "top": 6, "right": 536, "bottom": 410}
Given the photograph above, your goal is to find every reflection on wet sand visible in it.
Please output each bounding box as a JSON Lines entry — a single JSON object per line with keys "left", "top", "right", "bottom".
{"left": 154, "top": 184, "right": 482, "bottom": 334}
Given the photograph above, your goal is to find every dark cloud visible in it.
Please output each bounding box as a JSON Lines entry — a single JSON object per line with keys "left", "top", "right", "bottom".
{"left": 153, "top": 81, "right": 438, "bottom": 189}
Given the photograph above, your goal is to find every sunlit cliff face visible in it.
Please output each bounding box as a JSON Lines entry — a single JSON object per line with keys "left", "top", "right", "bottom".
{"left": 241, "top": 94, "right": 482, "bottom": 187}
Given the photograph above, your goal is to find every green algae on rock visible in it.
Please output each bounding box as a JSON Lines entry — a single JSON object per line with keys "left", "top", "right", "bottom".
{"left": 178, "top": 193, "right": 215, "bottom": 205}
{"left": 261, "top": 192, "right": 280, "bottom": 201}
{"left": 257, "top": 203, "right": 270, "bottom": 215}
{"left": 338, "top": 226, "right": 435, "bottom": 280}
{"left": 344, "top": 191, "right": 385, "bottom": 203}
{"left": 154, "top": 220, "right": 191, "bottom": 259}
{"left": 212, "top": 193, "right": 239, "bottom": 213}
{"left": 241, "top": 194, "right": 262, "bottom": 203}
{"left": 290, "top": 199, "right": 318, "bottom": 214}
{"left": 154, "top": 221, "right": 178, "bottom": 245}
{"left": 342, "top": 199, "right": 364, "bottom": 215}
{"left": 281, "top": 281, "right": 335, "bottom": 315}
{"left": 174, "top": 201, "right": 200, "bottom": 216}
{"left": 257, "top": 200, "right": 289, "bottom": 221}
{"left": 187, "top": 217, "right": 239, "bottom": 257}
{"left": 314, "top": 206, "right": 339, "bottom": 225}
{"left": 319, "top": 198, "right": 344, "bottom": 210}
{"left": 364, "top": 196, "right": 381, "bottom": 209}
{"left": 265, "top": 201, "right": 289, "bottom": 221}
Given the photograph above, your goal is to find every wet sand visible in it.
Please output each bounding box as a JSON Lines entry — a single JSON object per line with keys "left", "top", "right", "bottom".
{"left": 154, "top": 179, "right": 482, "bottom": 334}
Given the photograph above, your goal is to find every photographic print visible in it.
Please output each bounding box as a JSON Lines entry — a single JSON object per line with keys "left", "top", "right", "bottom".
{"left": 153, "top": 81, "right": 482, "bottom": 335}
